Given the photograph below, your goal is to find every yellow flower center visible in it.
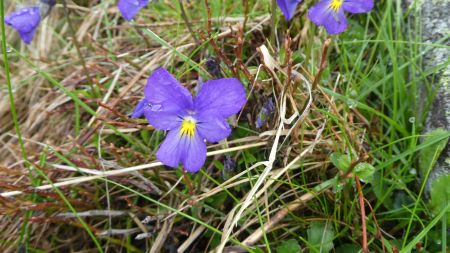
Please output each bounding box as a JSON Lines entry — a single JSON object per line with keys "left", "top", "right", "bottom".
{"left": 329, "top": 0, "right": 343, "bottom": 12}
{"left": 180, "top": 117, "right": 196, "bottom": 137}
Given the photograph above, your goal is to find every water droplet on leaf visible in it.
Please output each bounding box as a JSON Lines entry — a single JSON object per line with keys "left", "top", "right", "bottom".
{"left": 150, "top": 104, "right": 163, "bottom": 111}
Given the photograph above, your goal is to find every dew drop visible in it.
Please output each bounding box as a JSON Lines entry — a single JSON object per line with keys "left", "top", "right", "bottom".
{"left": 333, "top": 183, "right": 343, "bottom": 193}
{"left": 349, "top": 89, "right": 358, "bottom": 98}
{"left": 409, "top": 117, "right": 416, "bottom": 124}
{"left": 150, "top": 104, "right": 163, "bottom": 111}
{"left": 347, "top": 99, "right": 357, "bottom": 109}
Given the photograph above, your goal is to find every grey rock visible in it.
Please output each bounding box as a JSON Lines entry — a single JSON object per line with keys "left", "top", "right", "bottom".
{"left": 414, "top": 0, "right": 450, "bottom": 193}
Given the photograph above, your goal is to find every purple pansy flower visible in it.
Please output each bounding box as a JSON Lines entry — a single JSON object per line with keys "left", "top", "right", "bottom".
{"left": 118, "top": 0, "right": 150, "bottom": 21}
{"left": 133, "top": 68, "right": 246, "bottom": 173}
{"left": 276, "top": 0, "right": 303, "bottom": 21}
{"left": 5, "top": 6, "right": 41, "bottom": 44}
{"left": 308, "top": 0, "right": 374, "bottom": 34}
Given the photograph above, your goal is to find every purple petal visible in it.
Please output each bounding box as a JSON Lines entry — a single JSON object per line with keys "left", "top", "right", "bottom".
{"left": 144, "top": 109, "right": 183, "bottom": 130}
{"left": 118, "top": 0, "right": 150, "bottom": 21}
{"left": 5, "top": 6, "right": 41, "bottom": 44}
{"left": 156, "top": 128, "right": 207, "bottom": 173}
{"left": 194, "top": 78, "right": 246, "bottom": 118}
{"left": 308, "top": 0, "right": 347, "bottom": 34}
{"left": 343, "top": 0, "right": 374, "bottom": 13}
{"left": 131, "top": 99, "right": 148, "bottom": 118}
{"left": 276, "top": 0, "right": 303, "bottom": 21}
{"left": 144, "top": 68, "right": 193, "bottom": 113}
{"left": 156, "top": 130, "right": 185, "bottom": 168}
{"left": 143, "top": 68, "right": 193, "bottom": 130}
{"left": 196, "top": 113, "right": 231, "bottom": 143}
{"left": 181, "top": 133, "right": 207, "bottom": 173}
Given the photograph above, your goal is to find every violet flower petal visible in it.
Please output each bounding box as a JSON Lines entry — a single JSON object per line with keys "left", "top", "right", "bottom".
{"left": 156, "top": 129, "right": 185, "bottom": 168}
{"left": 156, "top": 128, "right": 207, "bottom": 173}
{"left": 131, "top": 99, "right": 148, "bottom": 118}
{"left": 308, "top": 0, "right": 348, "bottom": 35}
{"left": 342, "top": 0, "right": 374, "bottom": 13}
{"left": 196, "top": 113, "right": 231, "bottom": 143}
{"left": 194, "top": 78, "right": 246, "bottom": 118}
{"left": 144, "top": 68, "right": 193, "bottom": 112}
{"left": 118, "top": 0, "right": 150, "bottom": 21}
{"left": 181, "top": 133, "right": 207, "bottom": 173}
{"left": 144, "top": 109, "right": 184, "bottom": 130}
{"left": 5, "top": 6, "right": 41, "bottom": 44}
{"left": 143, "top": 68, "right": 193, "bottom": 130}
{"left": 322, "top": 8, "right": 347, "bottom": 34}
{"left": 276, "top": 0, "right": 302, "bottom": 21}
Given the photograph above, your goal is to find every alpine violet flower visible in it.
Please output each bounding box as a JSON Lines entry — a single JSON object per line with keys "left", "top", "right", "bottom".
{"left": 5, "top": 6, "right": 41, "bottom": 44}
{"left": 118, "top": 0, "right": 150, "bottom": 21}
{"left": 308, "top": 0, "right": 374, "bottom": 34}
{"left": 4, "top": 0, "right": 55, "bottom": 44}
{"left": 133, "top": 68, "right": 246, "bottom": 173}
{"left": 276, "top": 0, "right": 303, "bottom": 21}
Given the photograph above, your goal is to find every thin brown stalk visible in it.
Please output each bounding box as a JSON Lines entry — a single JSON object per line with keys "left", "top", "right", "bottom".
{"left": 204, "top": 0, "right": 212, "bottom": 37}
{"left": 178, "top": 0, "right": 201, "bottom": 45}
{"left": 356, "top": 177, "right": 369, "bottom": 253}
{"left": 62, "top": 0, "right": 97, "bottom": 94}
{"left": 312, "top": 38, "right": 332, "bottom": 90}
{"left": 270, "top": 0, "right": 277, "bottom": 46}
{"left": 243, "top": 0, "right": 249, "bottom": 31}
{"left": 182, "top": 168, "right": 194, "bottom": 196}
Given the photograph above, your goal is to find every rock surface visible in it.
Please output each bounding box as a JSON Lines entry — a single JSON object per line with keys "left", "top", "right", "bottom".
{"left": 418, "top": 0, "right": 450, "bottom": 193}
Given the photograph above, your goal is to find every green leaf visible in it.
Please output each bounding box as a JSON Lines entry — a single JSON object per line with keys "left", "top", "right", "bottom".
{"left": 372, "top": 171, "right": 393, "bottom": 208}
{"left": 335, "top": 244, "right": 360, "bottom": 253}
{"left": 205, "top": 191, "right": 228, "bottom": 208}
{"left": 354, "top": 163, "right": 376, "bottom": 183}
{"left": 276, "top": 239, "right": 302, "bottom": 253}
{"left": 213, "top": 160, "right": 224, "bottom": 170}
{"left": 330, "top": 152, "right": 351, "bottom": 172}
{"left": 307, "top": 221, "right": 334, "bottom": 253}
{"left": 252, "top": 248, "right": 265, "bottom": 253}
{"left": 430, "top": 174, "right": 450, "bottom": 225}
{"left": 419, "top": 128, "right": 449, "bottom": 177}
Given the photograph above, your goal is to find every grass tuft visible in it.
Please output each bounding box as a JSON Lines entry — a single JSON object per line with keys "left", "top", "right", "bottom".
{"left": 0, "top": 0, "right": 448, "bottom": 252}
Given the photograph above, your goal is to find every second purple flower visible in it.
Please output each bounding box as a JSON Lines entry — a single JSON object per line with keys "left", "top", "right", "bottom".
{"left": 133, "top": 68, "right": 246, "bottom": 173}
{"left": 308, "top": 0, "right": 374, "bottom": 34}
{"left": 118, "top": 0, "right": 150, "bottom": 21}
{"left": 5, "top": 0, "right": 56, "bottom": 44}
{"left": 277, "top": 0, "right": 303, "bottom": 21}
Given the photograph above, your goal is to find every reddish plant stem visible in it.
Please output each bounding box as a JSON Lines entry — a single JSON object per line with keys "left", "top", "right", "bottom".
{"left": 182, "top": 169, "right": 194, "bottom": 196}
{"left": 204, "top": 0, "right": 212, "bottom": 37}
{"left": 285, "top": 33, "right": 293, "bottom": 89}
{"left": 243, "top": 0, "right": 249, "bottom": 31}
{"left": 355, "top": 177, "right": 369, "bottom": 253}
{"left": 364, "top": 198, "right": 386, "bottom": 253}
{"left": 311, "top": 38, "right": 332, "bottom": 90}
